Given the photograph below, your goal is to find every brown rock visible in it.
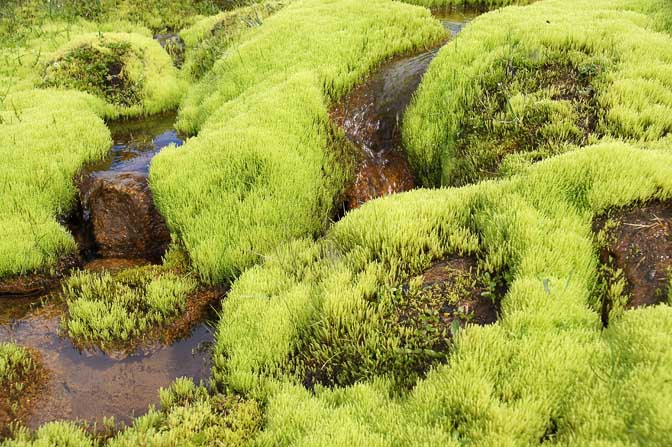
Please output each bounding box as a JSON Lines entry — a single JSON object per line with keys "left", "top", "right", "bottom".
{"left": 79, "top": 171, "right": 170, "bottom": 261}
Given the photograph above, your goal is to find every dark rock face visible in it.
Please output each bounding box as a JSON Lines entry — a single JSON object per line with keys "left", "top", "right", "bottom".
{"left": 78, "top": 171, "right": 170, "bottom": 262}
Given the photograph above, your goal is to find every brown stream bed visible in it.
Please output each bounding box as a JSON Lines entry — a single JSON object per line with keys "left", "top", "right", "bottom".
{"left": 333, "top": 7, "right": 483, "bottom": 210}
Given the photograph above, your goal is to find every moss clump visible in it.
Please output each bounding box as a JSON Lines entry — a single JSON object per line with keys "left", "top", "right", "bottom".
{"left": 41, "top": 33, "right": 184, "bottom": 118}
{"left": 180, "top": 2, "right": 286, "bottom": 81}
{"left": 0, "top": 343, "right": 44, "bottom": 429}
{"left": 42, "top": 40, "right": 142, "bottom": 108}
{"left": 62, "top": 254, "right": 198, "bottom": 348}
{"left": 403, "top": 0, "right": 672, "bottom": 187}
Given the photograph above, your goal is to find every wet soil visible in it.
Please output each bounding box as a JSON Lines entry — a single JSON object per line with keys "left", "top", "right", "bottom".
{"left": 0, "top": 292, "right": 216, "bottom": 430}
{"left": 0, "top": 256, "right": 79, "bottom": 298}
{"left": 593, "top": 200, "right": 672, "bottom": 321}
{"left": 331, "top": 8, "right": 482, "bottom": 210}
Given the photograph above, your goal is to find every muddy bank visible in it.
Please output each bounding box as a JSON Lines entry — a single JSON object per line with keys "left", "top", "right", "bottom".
{"left": 0, "top": 293, "right": 215, "bottom": 430}
{"left": 594, "top": 200, "right": 672, "bottom": 324}
{"left": 332, "top": 8, "right": 482, "bottom": 210}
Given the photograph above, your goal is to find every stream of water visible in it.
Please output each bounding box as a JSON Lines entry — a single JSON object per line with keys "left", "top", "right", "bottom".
{"left": 333, "top": 7, "right": 482, "bottom": 210}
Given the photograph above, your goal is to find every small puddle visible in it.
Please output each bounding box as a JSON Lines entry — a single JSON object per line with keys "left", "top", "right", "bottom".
{"left": 0, "top": 294, "right": 214, "bottom": 429}
{"left": 332, "top": 7, "right": 483, "bottom": 210}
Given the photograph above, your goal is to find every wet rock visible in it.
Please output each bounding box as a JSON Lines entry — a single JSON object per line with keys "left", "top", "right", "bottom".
{"left": 78, "top": 171, "right": 170, "bottom": 262}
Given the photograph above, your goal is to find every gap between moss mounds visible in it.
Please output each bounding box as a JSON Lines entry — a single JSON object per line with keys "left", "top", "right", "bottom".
{"left": 292, "top": 254, "right": 507, "bottom": 391}
{"left": 593, "top": 199, "right": 672, "bottom": 326}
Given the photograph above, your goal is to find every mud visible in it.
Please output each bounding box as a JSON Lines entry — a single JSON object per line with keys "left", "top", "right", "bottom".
{"left": 593, "top": 200, "right": 672, "bottom": 319}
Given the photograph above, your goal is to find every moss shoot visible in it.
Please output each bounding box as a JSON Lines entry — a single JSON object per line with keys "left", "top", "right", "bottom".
{"left": 0, "top": 343, "right": 45, "bottom": 429}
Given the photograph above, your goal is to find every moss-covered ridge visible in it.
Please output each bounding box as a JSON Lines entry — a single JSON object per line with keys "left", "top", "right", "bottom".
{"left": 0, "top": 90, "right": 111, "bottom": 278}
{"left": 403, "top": 0, "right": 672, "bottom": 187}
{"left": 150, "top": 0, "right": 447, "bottom": 283}
{"left": 211, "top": 141, "right": 672, "bottom": 445}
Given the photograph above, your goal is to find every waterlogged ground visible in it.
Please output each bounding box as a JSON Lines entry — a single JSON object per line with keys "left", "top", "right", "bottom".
{"left": 85, "top": 112, "right": 183, "bottom": 176}
{"left": 334, "top": 7, "right": 482, "bottom": 209}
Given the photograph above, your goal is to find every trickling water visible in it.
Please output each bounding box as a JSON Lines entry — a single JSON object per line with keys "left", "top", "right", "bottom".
{"left": 332, "top": 8, "right": 483, "bottom": 210}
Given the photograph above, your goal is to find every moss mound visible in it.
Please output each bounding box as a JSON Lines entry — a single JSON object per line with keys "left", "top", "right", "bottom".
{"left": 42, "top": 33, "right": 183, "bottom": 117}
{"left": 403, "top": 0, "right": 672, "bottom": 186}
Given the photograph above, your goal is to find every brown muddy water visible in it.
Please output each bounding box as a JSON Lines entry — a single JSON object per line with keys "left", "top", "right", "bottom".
{"left": 0, "top": 294, "right": 214, "bottom": 429}
{"left": 0, "top": 114, "right": 215, "bottom": 431}
{"left": 333, "top": 8, "right": 483, "bottom": 210}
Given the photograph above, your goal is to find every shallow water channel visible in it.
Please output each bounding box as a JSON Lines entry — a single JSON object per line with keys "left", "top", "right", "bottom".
{"left": 333, "top": 7, "right": 482, "bottom": 209}
{"left": 0, "top": 114, "right": 215, "bottom": 430}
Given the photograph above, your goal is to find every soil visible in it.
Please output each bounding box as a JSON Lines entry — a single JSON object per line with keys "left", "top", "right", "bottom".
{"left": 593, "top": 200, "right": 672, "bottom": 320}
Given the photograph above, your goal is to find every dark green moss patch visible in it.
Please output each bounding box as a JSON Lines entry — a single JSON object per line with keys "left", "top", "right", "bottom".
{"left": 450, "top": 55, "right": 602, "bottom": 186}
{"left": 41, "top": 40, "right": 142, "bottom": 108}
{"left": 593, "top": 200, "right": 672, "bottom": 326}
{"left": 293, "top": 256, "right": 503, "bottom": 391}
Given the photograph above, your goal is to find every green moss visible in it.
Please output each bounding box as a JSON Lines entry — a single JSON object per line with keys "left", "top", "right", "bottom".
{"left": 42, "top": 33, "right": 184, "bottom": 118}
{"left": 0, "top": 90, "right": 110, "bottom": 278}
{"left": 403, "top": 0, "right": 672, "bottom": 187}
{"left": 151, "top": 0, "right": 445, "bottom": 283}
{"left": 62, "top": 264, "right": 197, "bottom": 347}
{"left": 180, "top": 1, "right": 286, "bottom": 81}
